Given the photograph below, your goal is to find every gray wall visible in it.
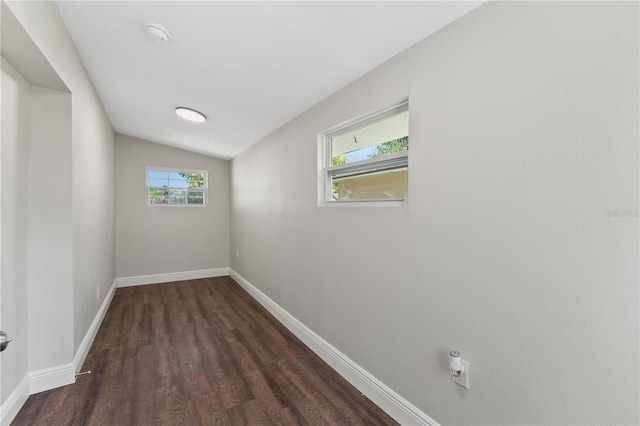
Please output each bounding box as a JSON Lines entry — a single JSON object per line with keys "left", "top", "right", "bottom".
{"left": 6, "top": 1, "right": 117, "bottom": 357}
{"left": 1, "top": 58, "right": 31, "bottom": 406}
{"left": 27, "top": 86, "right": 73, "bottom": 373}
{"left": 115, "top": 134, "right": 230, "bottom": 278}
{"left": 2, "top": 0, "right": 115, "bottom": 400}
{"left": 230, "top": 2, "right": 639, "bottom": 425}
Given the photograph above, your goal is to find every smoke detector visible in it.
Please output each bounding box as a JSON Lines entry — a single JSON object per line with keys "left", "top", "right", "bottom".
{"left": 145, "top": 23, "right": 171, "bottom": 43}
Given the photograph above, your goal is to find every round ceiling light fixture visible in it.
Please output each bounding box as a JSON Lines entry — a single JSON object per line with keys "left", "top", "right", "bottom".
{"left": 175, "top": 107, "right": 207, "bottom": 123}
{"left": 145, "top": 23, "right": 172, "bottom": 43}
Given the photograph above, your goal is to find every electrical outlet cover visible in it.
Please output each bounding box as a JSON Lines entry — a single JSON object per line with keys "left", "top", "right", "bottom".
{"left": 453, "top": 360, "right": 470, "bottom": 389}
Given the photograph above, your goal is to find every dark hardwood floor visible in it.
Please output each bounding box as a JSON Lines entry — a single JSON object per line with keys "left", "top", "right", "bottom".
{"left": 12, "top": 276, "right": 397, "bottom": 425}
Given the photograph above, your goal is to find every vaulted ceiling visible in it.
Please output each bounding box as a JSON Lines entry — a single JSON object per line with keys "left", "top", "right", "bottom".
{"left": 56, "top": 1, "right": 483, "bottom": 159}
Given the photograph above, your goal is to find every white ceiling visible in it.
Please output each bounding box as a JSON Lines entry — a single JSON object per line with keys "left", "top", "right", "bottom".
{"left": 56, "top": 1, "right": 483, "bottom": 159}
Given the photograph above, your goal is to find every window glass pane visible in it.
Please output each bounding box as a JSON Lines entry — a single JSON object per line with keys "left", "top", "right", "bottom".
{"left": 147, "top": 168, "right": 207, "bottom": 206}
{"left": 149, "top": 188, "right": 169, "bottom": 204}
{"left": 149, "top": 178, "right": 169, "bottom": 187}
{"left": 167, "top": 180, "right": 188, "bottom": 188}
{"left": 331, "top": 111, "right": 408, "bottom": 165}
{"left": 188, "top": 191, "right": 204, "bottom": 204}
{"left": 168, "top": 189, "right": 187, "bottom": 204}
{"left": 166, "top": 172, "right": 187, "bottom": 188}
{"left": 187, "top": 173, "right": 206, "bottom": 188}
{"left": 149, "top": 170, "right": 169, "bottom": 180}
{"left": 331, "top": 167, "right": 407, "bottom": 201}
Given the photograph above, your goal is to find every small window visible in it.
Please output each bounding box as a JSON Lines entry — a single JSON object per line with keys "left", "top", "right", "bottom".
{"left": 322, "top": 101, "right": 408, "bottom": 202}
{"left": 146, "top": 168, "right": 207, "bottom": 206}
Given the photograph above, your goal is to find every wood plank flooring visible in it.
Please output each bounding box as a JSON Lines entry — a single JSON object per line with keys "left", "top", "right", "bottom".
{"left": 12, "top": 276, "right": 397, "bottom": 425}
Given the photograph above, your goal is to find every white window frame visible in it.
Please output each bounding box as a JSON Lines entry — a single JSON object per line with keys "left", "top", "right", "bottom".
{"left": 318, "top": 100, "right": 409, "bottom": 206}
{"left": 146, "top": 167, "right": 208, "bottom": 207}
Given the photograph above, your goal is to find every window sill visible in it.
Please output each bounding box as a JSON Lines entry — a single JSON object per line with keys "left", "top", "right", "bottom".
{"left": 146, "top": 203, "right": 208, "bottom": 207}
{"left": 319, "top": 198, "right": 405, "bottom": 208}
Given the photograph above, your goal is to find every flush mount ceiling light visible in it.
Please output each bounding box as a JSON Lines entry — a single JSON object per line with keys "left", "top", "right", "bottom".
{"left": 175, "top": 107, "right": 206, "bottom": 123}
{"left": 145, "top": 23, "right": 171, "bottom": 43}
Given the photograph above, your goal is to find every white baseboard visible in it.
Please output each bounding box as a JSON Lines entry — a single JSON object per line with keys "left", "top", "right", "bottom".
{"left": 29, "top": 363, "right": 75, "bottom": 395}
{"left": 228, "top": 269, "right": 439, "bottom": 426}
{"left": 74, "top": 279, "right": 117, "bottom": 373}
{"left": 0, "top": 375, "right": 30, "bottom": 426}
{"left": 116, "top": 267, "right": 229, "bottom": 288}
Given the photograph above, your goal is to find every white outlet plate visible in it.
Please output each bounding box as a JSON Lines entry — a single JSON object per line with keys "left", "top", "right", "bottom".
{"left": 453, "top": 360, "right": 470, "bottom": 389}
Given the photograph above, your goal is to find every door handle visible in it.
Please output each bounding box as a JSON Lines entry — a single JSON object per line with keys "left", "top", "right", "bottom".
{"left": 0, "top": 331, "right": 13, "bottom": 352}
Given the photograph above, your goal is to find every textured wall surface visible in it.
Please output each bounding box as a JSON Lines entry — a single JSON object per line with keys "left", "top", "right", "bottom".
{"left": 230, "top": 2, "right": 639, "bottom": 424}
{"left": 115, "top": 134, "right": 230, "bottom": 278}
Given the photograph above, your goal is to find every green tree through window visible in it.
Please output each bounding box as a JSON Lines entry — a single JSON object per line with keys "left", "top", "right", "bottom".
{"left": 368, "top": 136, "right": 408, "bottom": 159}
{"left": 178, "top": 172, "right": 205, "bottom": 204}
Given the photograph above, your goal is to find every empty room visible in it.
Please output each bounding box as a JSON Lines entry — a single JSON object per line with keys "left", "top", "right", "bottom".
{"left": 1, "top": 1, "right": 638, "bottom": 425}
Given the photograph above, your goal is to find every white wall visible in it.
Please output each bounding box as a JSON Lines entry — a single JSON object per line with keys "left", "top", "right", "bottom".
{"left": 0, "top": 58, "right": 31, "bottom": 409}
{"left": 4, "top": 0, "right": 116, "bottom": 359}
{"left": 115, "top": 134, "right": 229, "bottom": 279}
{"left": 1, "top": 2, "right": 114, "bottom": 418}
{"left": 230, "top": 2, "right": 639, "bottom": 425}
{"left": 27, "top": 86, "right": 73, "bottom": 372}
